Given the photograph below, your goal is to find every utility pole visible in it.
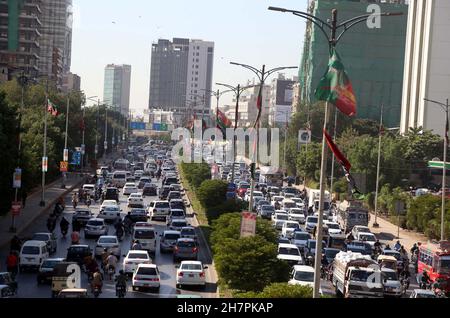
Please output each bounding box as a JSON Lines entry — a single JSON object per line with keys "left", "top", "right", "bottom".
{"left": 373, "top": 104, "right": 384, "bottom": 228}
{"left": 329, "top": 108, "right": 338, "bottom": 193}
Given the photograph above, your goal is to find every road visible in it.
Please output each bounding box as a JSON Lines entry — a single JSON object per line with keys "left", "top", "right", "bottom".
{"left": 0, "top": 176, "right": 218, "bottom": 298}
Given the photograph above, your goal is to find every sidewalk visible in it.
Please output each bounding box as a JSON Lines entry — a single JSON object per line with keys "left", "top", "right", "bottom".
{"left": 0, "top": 173, "right": 85, "bottom": 249}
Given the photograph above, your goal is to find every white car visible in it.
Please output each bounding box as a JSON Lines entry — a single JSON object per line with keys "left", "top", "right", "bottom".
{"left": 291, "top": 231, "right": 311, "bottom": 250}
{"left": 356, "top": 232, "right": 377, "bottom": 248}
{"left": 128, "top": 193, "right": 144, "bottom": 208}
{"left": 176, "top": 261, "right": 208, "bottom": 288}
{"left": 168, "top": 218, "right": 189, "bottom": 231}
{"left": 272, "top": 212, "right": 289, "bottom": 230}
{"left": 100, "top": 200, "right": 119, "bottom": 212}
{"left": 324, "top": 221, "right": 342, "bottom": 235}
{"left": 289, "top": 208, "right": 306, "bottom": 224}
{"left": 381, "top": 268, "right": 402, "bottom": 297}
{"left": 94, "top": 236, "right": 121, "bottom": 258}
{"left": 288, "top": 265, "right": 315, "bottom": 288}
{"left": 244, "top": 191, "right": 264, "bottom": 202}
{"left": 84, "top": 218, "right": 108, "bottom": 238}
{"left": 123, "top": 250, "right": 152, "bottom": 275}
{"left": 132, "top": 264, "right": 160, "bottom": 292}
{"left": 305, "top": 216, "right": 318, "bottom": 233}
{"left": 277, "top": 243, "right": 303, "bottom": 266}
{"left": 123, "top": 183, "right": 139, "bottom": 195}
{"left": 351, "top": 225, "right": 371, "bottom": 239}
{"left": 82, "top": 184, "right": 96, "bottom": 196}
{"left": 98, "top": 205, "right": 121, "bottom": 222}
{"left": 281, "top": 221, "right": 301, "bottom": 239}
{"left": 134, "top": 170, "right": 144, "bottom": 179}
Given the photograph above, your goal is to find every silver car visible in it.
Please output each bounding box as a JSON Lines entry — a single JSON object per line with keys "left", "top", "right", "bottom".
{"left": 84, "top": 218, "right": 108, "bottom": 239}
{"left": 159, "top": 230, "right": 181, "bottom": 253}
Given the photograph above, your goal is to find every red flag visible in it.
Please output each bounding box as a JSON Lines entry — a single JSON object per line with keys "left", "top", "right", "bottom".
{"left": 446, "top": 117, "right": 449, "bottom": 145}
{"left": 323, "top": 129, "right": 351, "bottom": 172}
{"left": 47, "top": 99, "right": 59, "bottom": 117}
{"left": 253, "top": 83, "right": 263, "bottom": 128}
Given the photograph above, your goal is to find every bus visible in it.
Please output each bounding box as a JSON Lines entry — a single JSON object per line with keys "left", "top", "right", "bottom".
{"left": 114, "top": 159, "right": 130, "bottom": 171}
{"left": 417, "top": 241, "right": 450, "bottom": 292}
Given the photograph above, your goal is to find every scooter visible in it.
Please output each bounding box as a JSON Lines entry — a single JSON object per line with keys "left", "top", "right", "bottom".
{"left": 93, "top": 285, "right": 101, "bottom": 298}
{"left": 116, "top": 285, "right": 126, "bottom": 298}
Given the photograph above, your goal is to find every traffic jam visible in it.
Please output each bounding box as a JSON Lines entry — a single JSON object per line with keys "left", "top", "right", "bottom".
{"left": 1, "top": 139, "right": 213, "bottom": 298}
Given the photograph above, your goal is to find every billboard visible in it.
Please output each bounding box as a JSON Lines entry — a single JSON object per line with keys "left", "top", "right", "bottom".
{"left": 130, "top": 122, "right": 146, "bottom": 130}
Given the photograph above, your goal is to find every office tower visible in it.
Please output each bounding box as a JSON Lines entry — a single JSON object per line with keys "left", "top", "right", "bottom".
{"left": 103, "top": 64, "right": 131, "bottom": 116}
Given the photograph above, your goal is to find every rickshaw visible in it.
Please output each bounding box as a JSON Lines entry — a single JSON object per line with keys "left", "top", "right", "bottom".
{"left": 377, "top": 255, "right": 398, "bottom": 271}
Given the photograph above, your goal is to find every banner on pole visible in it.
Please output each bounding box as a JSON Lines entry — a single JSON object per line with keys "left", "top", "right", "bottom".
{"left": 13, "top": 168, "right": 21, "bottom": 188}
{"left": 240, "top": 211, "right": 257, "bottom": 238}
{"left": 60, "top": 161, "right": 68, "bottom": 172}
{"left": 42, "top": 157, "right": 48, "bottom": 172}
{"left": 11, "top": 201, "right": 21, "bottom": 216}
{"left": 63, "top": 148, "right": 69, "bottom": 162}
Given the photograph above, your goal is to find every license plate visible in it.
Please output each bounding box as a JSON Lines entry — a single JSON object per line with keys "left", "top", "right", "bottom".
{"left": 189, "top": 274, "right": 194, "bottom": 277}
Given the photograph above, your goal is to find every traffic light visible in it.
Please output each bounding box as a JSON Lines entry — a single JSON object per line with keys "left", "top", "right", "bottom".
{"left": 250, "top": 163, "right": 256, "bottom": 180}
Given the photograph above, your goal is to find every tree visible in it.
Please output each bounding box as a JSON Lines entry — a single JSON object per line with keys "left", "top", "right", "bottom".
{"left": 235, "top": 283, "right": 313, "bottom": 298}
{"left": 214, "top": 235, "right": 290, "bottom": 292}
{"left": 196, "top": 180, "right": 227, "bottom": 209}
{"left": 296, "top": 142, "right": 321, "bottom": 182}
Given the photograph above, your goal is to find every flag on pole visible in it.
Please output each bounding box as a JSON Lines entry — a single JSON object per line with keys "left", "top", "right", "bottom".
{"left": 216, "top": 109, "right": 232, "bottom": 135}
{"left": 47, "top": 99, "right": 59, "bottom": 117}
{"left": 446, "top": 117, "right": 449, "bottom": 145}
{"left": 323, "top": 129, "right": 360, "bottom": 194}
{"left": 253, "top": 83, "right": 263, "bottom": 128}
{"left": 315, "top": 48, "right": 357, "bottom": 117}
{"left": 79, "top": 119, "right": 85, "bottom": 131}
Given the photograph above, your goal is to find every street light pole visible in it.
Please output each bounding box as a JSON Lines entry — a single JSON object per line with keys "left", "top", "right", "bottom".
{"left": 40, "top": 80, "right": 49, "bottom": 207}
{"left": 269, "top": 5, "right": 403, "bottom": 298}
{"left": 424, "top": 97, "right": 449, "bottom": 241}
{"left": 329, "top": 108, "right": 338, "bottom": 194}
{"left": 373, "top": 104, "right": 384, "bottom": 228}
{"left": 229, "top": 63, "right": 297, "bottom": 212}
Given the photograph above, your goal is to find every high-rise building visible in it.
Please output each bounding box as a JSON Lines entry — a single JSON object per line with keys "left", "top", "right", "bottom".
{"left": 38, "top": 0, "right": 72, "bottom": 88}
{"left": 148, "top": 38, "right": 214, "bottom": 125}
{"left": 103, "top": 64, "right": 131, "bottom": 116}
{"left": 400, "top": 0, "right": 450, "bottom": 137}
{"left": 299, "top": 0, "right": 409, "bottom": 128}
{"left": 62, "top": 71, "right": 80, "bottom": 93}
{"left": 268, "top": 74, "right": 297, "bottom": 126}
{"left": 0, "top": 0, "right": 43, "bottom": 80}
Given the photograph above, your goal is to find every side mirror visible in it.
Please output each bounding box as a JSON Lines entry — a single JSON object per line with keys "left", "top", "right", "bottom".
{"left": 204, "top": 266, "right": 209, "bottom": 269}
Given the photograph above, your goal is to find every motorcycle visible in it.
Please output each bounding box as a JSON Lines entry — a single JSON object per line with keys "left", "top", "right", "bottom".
{"left": 116, "top": 227, "right": 124, "bottom": 241}
{"left": 116, "top": 285, "right": 126, "bottom": 298}
{"left": 61, "top": 226, "right": 68, "bottom": 238}
{"left": 72, "top": 199, "right": 78, "bottom": 209}
{"left": 93, "top": 285, "right": 101, "bottom": 298}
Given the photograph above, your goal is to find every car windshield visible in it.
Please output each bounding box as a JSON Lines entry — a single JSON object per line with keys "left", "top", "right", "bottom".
{"left": 177, "top": 241, "right": 196, "bottom": 248}
{"left": 42, "top": 260, "right": 60, "bottom": 268}
{"left": 327, "top": 223, "right": 340, "bottom": 230}
{"left": 105, "top": 207, "right": 119, "bottom": 211}
{"left": 294, "top": 271, "right": 314, "bottom": 282}
{"left": 171, "top": 210, "right": 185, "bottom": 217}
{"left": 76, "top": 210, "right": 90, "bottom": 216}
{"left": 137, "top": 267, "right": 157, "bottom": 275}
{"left": 307, "top": 217, "right": 318, "bottom": 223}
{"left": 308, "top": 241, "right": 316, "bottom": 249}
{"left": 277, "top": 214, "right": 289, "bottom": 220}
{"left": 165, "top": 233, "right": 181, "bottom": 240}
{"left": 68, "top": 247, "right": 88, "bottom": 253}
{"left": 32, "top": 234, "right": 49, "bottom": 241}
{"left": 134, "top": 230, "right": 155, "bottom": 239}
{"left": 173, "top": 221, "right": 187, "bottom": 227}
{"left": 88, "top": 221, "right": 104, "bottom": 226}
{"left": 291, "top": 209, "right": 303, "bottom": 214}
{"left": 325, "top": 249, "right": 340, "bottom": 259}
{"left": 360, "top": 234, "right": 376, "bottom": 242}
{"left": 181, "top": 229, "right": 195, "bottom": 236}
{"left": 240, "top": 184, "right": 250, "bottom": 189}
{"left": 106, "top": 189, "right": 117, "bottom": 195}
{"left": 22, "top": 246, "right": 40, "bottom": 254}
{"left": 181, "top": 264, "right": 202, "bottom": 271}
{"left": 258, "top": 201, "right": 269, "bottom": 206}
{"left": 128, "top": 253, "right": 148, "bottom": 260}
{"left": 350, "top": 270, "right": 373, "bottom": 282}
{"left": 416, "top": 292, "right": 437, "bottom": 298}
{"left": 439, "top": 256, "right": 450, "bottom": 272}
{"left": 294, "top": 233, "right": 310, "bottom": 240}
{"left": 284, "top": 202, "right": 296, "bottom": 208}
{"left": 279, "top": 247, "right": 300, "bottom": 256}
{"left": 98, "top": 237, "right": 117, "bottom": 244}
{"left": 262, "top": 205, "right": 275, "bottom": 211}
{"left": 286, "top": 223, "right": 300, "bottom": 229}
{"left": 156, "top": 202, "right": 170, "bottom": 209}
{"left": 131, "top": 209, "right": 146, "bottom": 215}
{"left": 383, "top": 271, "right": 398, "bottom": 281}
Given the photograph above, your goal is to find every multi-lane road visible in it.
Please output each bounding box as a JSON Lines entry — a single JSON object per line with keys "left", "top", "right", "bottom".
{"left": 0, "top": 177, "right": 218, "bottom": 298}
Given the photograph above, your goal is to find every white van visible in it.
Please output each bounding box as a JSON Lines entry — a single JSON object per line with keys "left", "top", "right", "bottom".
{"left": 19, "top": 240, "right": 49, "bottom": 271}
{"left": 112, "top": 171, "right": 127, "bottom": 188}
{"left": 132, "top": 225, "right": 157, "bottom": 253}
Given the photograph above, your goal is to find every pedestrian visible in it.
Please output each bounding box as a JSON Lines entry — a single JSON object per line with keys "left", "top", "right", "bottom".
{"left": 6, "top": 251, "right": 18, "bottom": 279}
{"left": 21, "top": 188, "right": 27, "bottom": 208}
{"left": 10, "top": 236, "right": 21, "bottom": 254}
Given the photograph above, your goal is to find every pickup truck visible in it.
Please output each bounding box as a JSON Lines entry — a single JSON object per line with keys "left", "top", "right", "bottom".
{"left": 332, "top": 251, "right": 384, "bottom": 298}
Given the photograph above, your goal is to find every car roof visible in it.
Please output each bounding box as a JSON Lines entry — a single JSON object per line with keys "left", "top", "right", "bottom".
{"left": 136, "top": 264, "right": 157, "bottom": 269}
{"left": 293, "top": 265, "right": 314, "bottom": 272}
{"left": 177, "top": 238, "right": 195, "bottom": 242}
{"left": 163, "top": 230, "right": 181, "bottom": 234}
{"left": 22, "top": 240, "right": 47, "bottom": 246}
{"left": 69, "top": 244, "right": 89, "bottom": 248}
{"left": 44, "top": 258, "right": 65, "bottom": 262}
{"left": 180, "top": 260, "right": 202, "bottom": 265}
{"left": 413, "top": 289, "right": 436, "bottom": 295}
{"left": 127, "top": 250, "right": 149, "bottom": 255}
{"left": 278, "top": 243, "right": 299, "bottom": 249}
{"left": 358, "top": 232, "right": 375, "bottom": 236}
{"left": 88, "top": 218, "right": 104, "bottom": 222}
{"left": 33, "top": 232, "right": 51, "bottom": 236}
{"left": 98, "top": 235, "right": 118, "bottom": 240}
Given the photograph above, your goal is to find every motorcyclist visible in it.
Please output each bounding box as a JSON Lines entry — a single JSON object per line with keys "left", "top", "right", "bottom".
{"left": 132, "top": 240, "right": 142, "bottom": 250}
{"left": 399, "top": 246, "right": 408, "bottom": 262}
{"left": 91, "top": 269, "right": 103, "bottom": 293}
{"left": 71, "top": 231, "right": 80, "bottom": 245}
{"left": 410, "top": 243, "right": 418, "bottom": 255}
{"left": 100, "top": 248, "right": 109, "bottom": 269}
{"left": 384, "top": 244, "right": 392, "bottom": 250}
{"left": 123, "top": 212, "right": 133, "bottom": 233}
{"left": 394, "top": 240, "right": 401, "bottom": 251}
{"left": 115, "top": 219, "right": 124, "bottom": 239}
{"left": 60, "top": 216, "right": 70, "bottom": 236}
{"left": 72, "top": 192, "right": 78, "bottom": 208}
{"left": 10, "top": 236, "right": 22, "bottom": 254}
{"left": 106, "top": 253, "right": 118, "bottom": 275}
{"left": 47, "top": 213, "right": 57, "bottom": 233}
{"left": 421, "top": 271, "right": 431, "bottom": 289}
{"left": 115, "top": 270, "right": 128, "bottom": 296}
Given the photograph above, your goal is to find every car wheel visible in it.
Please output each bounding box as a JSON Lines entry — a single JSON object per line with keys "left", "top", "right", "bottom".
{"left": 132, "top": 286, "right": 138, "bottom": 291}
{"left": 176, "top": 284, "right": 182, "bottom": 289}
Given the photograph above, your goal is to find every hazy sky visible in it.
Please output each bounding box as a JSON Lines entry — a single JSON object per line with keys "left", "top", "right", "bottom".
{"left": 71, "top": 0, "right": 308, "bottom": 114}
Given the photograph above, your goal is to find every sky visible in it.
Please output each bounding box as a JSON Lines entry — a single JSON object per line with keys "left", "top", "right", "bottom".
{"left": 71, "top": 0, "right": 308, "bottom": 115}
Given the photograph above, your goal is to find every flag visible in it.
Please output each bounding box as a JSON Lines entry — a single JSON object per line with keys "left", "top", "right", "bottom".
{"left": 47, "top": 99, "right": 59, "bottom": 117}
{"left": 216, "top": 109, "right": 232, "bottom": 135}
{"left": 380, "top": 124, "right": 385, "bottom": 136}
{"left": 324, "top": 129, "right": 351, "bottom": 172}
{"left": 253, "top": 83, "right": 263, "bottom": 128}
{"left": 446, "top": 117, "right": 449, "bottom": 145}
{"left": 343, "top": 166, "right": 361, "bottom": 195}
{"left": 315, "top": 48, "right": 357, "bottom": 117}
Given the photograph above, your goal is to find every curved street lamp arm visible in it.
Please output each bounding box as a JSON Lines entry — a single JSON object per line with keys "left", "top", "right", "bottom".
{"left": 216, "top": 82, "right": 237, "bottom": 93}
{"left": 265, "top": 66, "right": 298, "bottom": 79}
{"left": 230, "top": 62, "right": 261, "bottom": 79}
{"left": 269, "top": 7, "right": 331, "bottom": 29}
{"left": 336, "top": 12, "right": 403, "bottom": 44}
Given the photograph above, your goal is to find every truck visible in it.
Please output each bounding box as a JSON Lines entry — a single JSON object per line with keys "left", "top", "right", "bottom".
{"left": 336, "top": 200, "right": 369, "bottom": 233}
{"left": 332, "top": 251, "right": 384, "bottom": 298}
{"left": 307, "top": 189, "right": 331, "bottom": 214}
